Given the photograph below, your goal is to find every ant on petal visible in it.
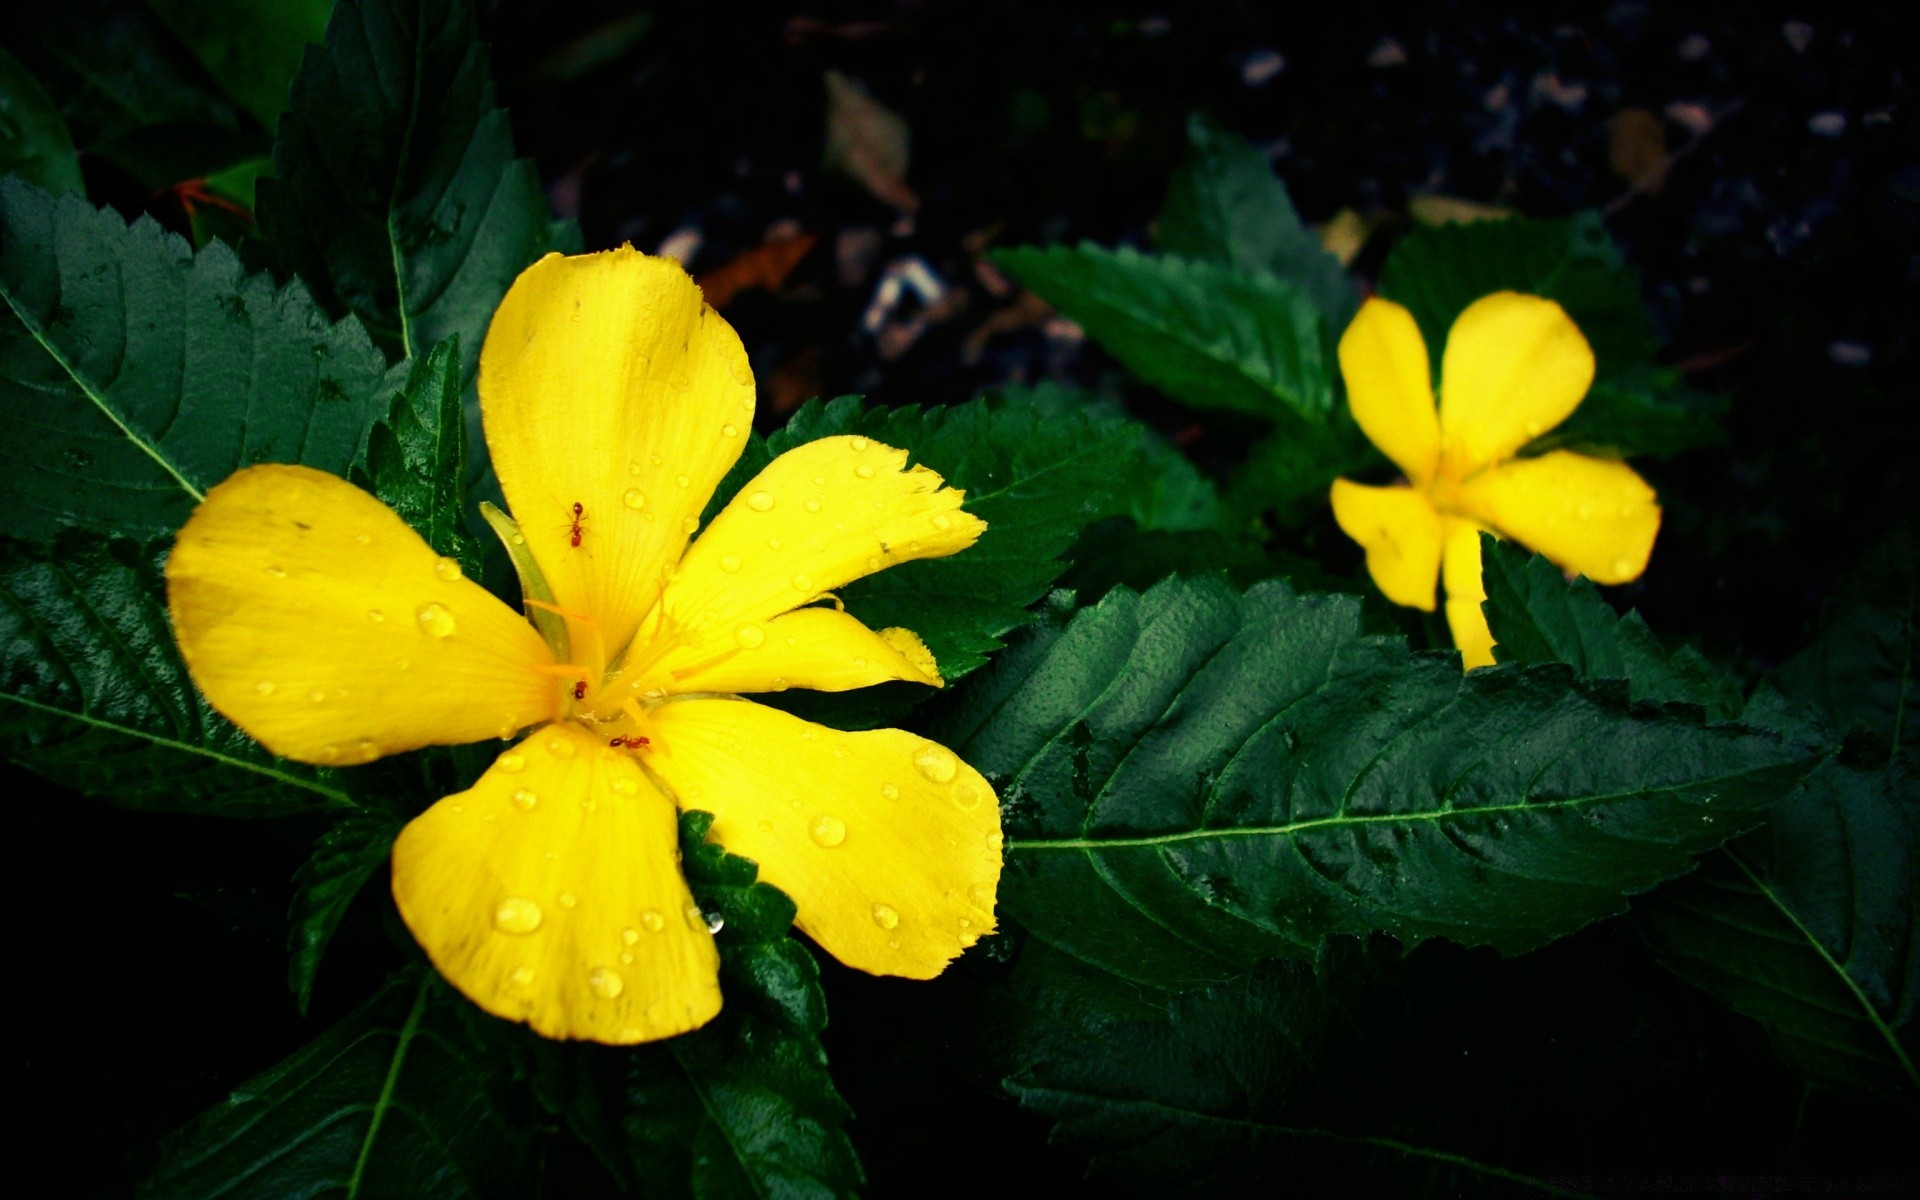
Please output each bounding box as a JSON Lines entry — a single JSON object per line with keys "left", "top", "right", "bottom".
{"left": 608, "top": 735, "right": 650, "bottom": 749}
{"left": 564, "top": 501, "right": 587, "bottom": 548}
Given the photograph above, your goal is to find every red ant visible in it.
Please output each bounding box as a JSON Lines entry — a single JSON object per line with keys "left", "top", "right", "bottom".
{"left": 571, "top": 679, "right": 589, "bottom": 701}
{"left": 608, "top": 735, "right": 650, "bottom": 749}
{"left": 564, "top": 501, "right": 587, "bottom": 548}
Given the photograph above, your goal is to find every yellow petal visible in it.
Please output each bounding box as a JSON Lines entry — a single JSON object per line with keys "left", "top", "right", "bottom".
{"left": 1329, "top": 479, "right": 1443, "bottom": 611}
{"left": 166, "top": 464, "right": 560, "bottom": 765}
{"left": 1457, "top": 451, "right": 1661, "bottom": 584}
{"left": 480, "top": 248, "right": 754, "bottom": 664}
{"left": 391, "top": 723, "right": 721, "bottom": 1044}
{"left": 1338, "top": 297, "right": 1440, "bottom": 484}
{"left": 647, "top": 698, "right": 999, "bottom": 979}
{"left": 660, "top": 435, "right": 984, "bottom": 644}
{"left": 1440, "top": 516, "right": 1497, "bottom": 670}
{"left": 646, "top": 607, "right": 942, "bottom": 695}
{"left": 1437, "top": 292, "right": 1595, "bottom": 475}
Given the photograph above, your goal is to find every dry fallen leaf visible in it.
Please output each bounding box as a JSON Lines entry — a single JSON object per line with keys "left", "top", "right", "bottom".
{"left": 695, "top": 233, "right": 818, "bottom": 309}
{"left": 1316, "top": 208, "right": 1378, "bottom": 267}
{"left": 1607, "top": 108, "right": 1670, "bottom": 193}
{"left": 1408, "top": 194, "right": 1517, "bottom": 226}
{"left": 823, "top": 70, "right": 920, "bottom": 212}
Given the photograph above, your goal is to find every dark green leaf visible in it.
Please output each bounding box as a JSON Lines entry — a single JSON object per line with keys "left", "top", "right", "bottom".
{"left": 0, "top": 48, "right": 84, "bottom": 196}
{"left": 288, "top": 807, "right": 403, "bottom": 1013}
{"left": 259, "top": 0, "right": 565, "bottom": 380}
{"left": 1157, "top": 112, "right": 1358, "bottom": 326}
{"left": 0, "top": 532, "right": 351, "bottom": 817}
{"left": 933, "top": 576, "right": 1817, "bottom": 987}
{"left": 0, "top": 179, "right": 398, "bottom": 542}
{"left": 1225, "top": 420, "right": 1379, "bottom": 523}
{"left": 1775, "top": 526, "right": 1918, "bottom": 752}
{"left": 712, "top": 393, "right": 1143, "bottom": 682}
{"left": 147, "top": 0, "right": 333, "bottom": 130}
{"left": 1481, "top": 536, "right": 1744, "bottom": 719}
{"left": 994, "top": 242, "right": 1338, "bottom": 424}
{"left": 1637, "top": 758, "right": 1918, "bottom": 1112}
{"left": 143, "top": 970, "right": 543, "bottom": 1199}
{"left": 520, "top": 811, "right": 862, "bottom": 1198}
{"left": 1379, "top": 212, "right": 1655, "bottom": 382}
{"left": 1522, "top": 369, "right": 1727, "bottom": 461}
{"left": 350, "top": 335, "right": 481, "bottom": 576}
{"left": 13, "top": 3, "right": 264, "bottom": 188}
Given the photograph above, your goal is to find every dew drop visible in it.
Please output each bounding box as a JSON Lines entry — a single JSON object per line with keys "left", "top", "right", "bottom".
{"left": 547, "top": 735, "right": 576, "bottom": 759}
{"left": 912, "top": 742, "right": 959, "bottom": 784}
{"left": 308, "top": 689, "right": 327, "bottom": 703}
{"left": 809, "top": 814, "right": 848, "bottom": 847}
{"left": 622, "top": 927, "right": 640, "bottom": 946}
{"left": 494, "top": 897, "right": 543, "bottom": 934}
{"left": 511, "top": 787, "right": 538, "bottom": 811}
{"left": 623, "top": 488, "right": 647, "bottom": 510}
{"left": 736, "top": 623, "right": 766, "bottom": 649}
{"left": 620, "top": 951, "right": 634, "bottom": 964}
{"left": 253, "top": 680, "right": 276, "bottom": 696}
{"left": 987, "top": 831, "right": 1005, "bottom": 851}
{"left": 264, "top": 565, "right": 287, "bottom": 578}
{"left": 395, "top": 658, "right": 411, "bottom": 671}
{"left": 588, "top": 966, "right": 625, "bottom": 999}
{"left": 651, "top": 453, "right": 664, "bottom": 466}
{"left": 969, "top": 883, "right": 995, "bottom": 908}
{"left": 720, "top": 554, "right": 741, "bottom": 573}
{"left": 1610, "top": 558, "right": 1634, "bottom": 577}
{"left": 804, "top": 497, "right": 822, "bottom": 513}
{"left": 367, "top": 608, "right": 386, "bottom": 623}
{"left": 872, "top": 904, "right": 899, "bottom": 930}
{"left": 640, "top": 909, "right": 665, "bottom": 932}
{"left": 681, "top": 516, "right": 699, "bottom": 534}
{"left": 416, "top": 602, "right": 457, "bottom": 638}
{"left": 757, "top": 818, "right": 775, "bottom": 833}
{"left": 497, "top": 753, "right": 526, "bottom": 773}
{"left": 849, "top": 436, "right": 871, "bottom": 451}
{"left": 706, "top": 911, "right": 725, "bottom": 934}
{"left": 791, "top": 572, "right": 814, "bottom": 592}
{"left": 629, "top": 462, "right": 645, "bottom": 476}
{"left": 433, "top": 556, "right": 463, "bottom": 581}
{"left": 675, "top": 474, "right": 690, "bottom": 488}
{"left": 881, "top": 782, "right": 900, "bottom": 801}
{"left": 510, "top": 966, "right": 535, "bottom": 986}
{"left": 747, "top": 490, "right": 775, "bottom": 512}
{"left": 855, "top": 464, "right": 875, "bottom": 479}
{"left": 852, "top": 656, "right": 868, "bottom": 669}
{"left": 611, "top": 776, "right": 639, "bottom": 796}
{"left": 932, "top": 512, "right": 954, "bottom": 531}
{"left": 767, "top": 536, "right": 783, "bottom": 550}
{"left": 558, "top": 891, "right": 578, "bottom": 908}
{"left": 952, "top": 782, "right": 983, "bottom": 812}
{"left": 722, "top": 423, "right": 739, "bottom": 437}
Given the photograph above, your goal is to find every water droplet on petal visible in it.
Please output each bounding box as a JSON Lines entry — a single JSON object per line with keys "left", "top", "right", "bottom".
{"left": 416, "top": 602, "right": 456, "bottom": 638}
{"left": 497, "top": 753, "right": 526, "bottom": 773}
{"left": 1610, "top": 558, "right": 1634, "bottom": 577}
{"left": 558, "top": 891, "right": 578, "bottom": 908}
{"left": 804, "top": 497, "right": 822, "bottom": 513}
{"left": 855, "top": 464, "right": 875, "bottom": 479}
{"left": 684, "top": 904, "right": 706, "bottom": 929}
{"left": 809, "top": 814, "right": 848, "bottom": 847}
{"left": 720, "top": 554, "right": 741, "bottom": 573}
{"left": 969, "top": 883, "right": 994, "bottom": 908}
{"left": 510, "top": 966, "right": 535, "bottom": 985}
{"left": 952, "top": 783, "right": 983, "bottom": 812}
{"left": 588, "top": 966, "right": 624, "bottom": 998}
{"left": 511, "top": 787, "right": 538, "bottom": 811}
{"left": 736, "top": 623, "right": 766, "bottom": 649}
{"left": 622, "top": 927, "right": 640, "bottom": 946}
{"left": 611, "top": 776, "right": 639, "bottom": 796}
{"left": 629, "top": 462, "right": 645, "bottom": 476}
{"left": 722, "top": 423, "right": 739, "bottom": 437}
{"left": 791, "top": 572, "right": 814, "bottom": 592}
{"left": 434, "top": 556, "right": 463, "bottom": 581}
{"left": 849, "top": 436, "right": 871, "bottom": 451}
{"left": 987, "top": 831, "right": 1005, "bottom": 851}
{"left": 747, "top": 490, "right": 775, "bottom": 512}
{"left": 681, "top": 516, "right": 699, "bottom": 534}
{"left": 308, "top": 689, "right": 327, "bottom": 703}
{"left": 706, "top": 911, "right": 725, "bottom": 934}
{"left": 547, "top": 735, "right": 575, "bottom": 758}
{"left": 872, "top": 903, "right": 899, "bottom": 930}
{"left": 264, "top": 565, "right": 287, "bottom": 578}
{"left": 881, "top": 782, "right": 900, "bottom": 800}
{"left": 495, "top": 897, "right": 543, "bottom": 934}
{"left": 623, "top": 488, "right": 647, "bottom": 510}
{"left": 675, "top": 474, "right": 690, "bottom": 488}
{"left": 640, "top": 909, "right": 665, "bottom": 932}
{"left": 254, "top": 680, "right": 276, "bottom": 696}
{"left": 367, "top": 609, "right": 386, "bottom": 623}
{"left": 912, "top": 742, "right": 959, "bottom": 784}
{"left": 767, "top": 536, "right": 783, "bottom": 550}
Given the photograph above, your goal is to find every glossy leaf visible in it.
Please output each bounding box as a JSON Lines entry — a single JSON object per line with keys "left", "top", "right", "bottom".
{"left": 349, "top": 335, "right": 480, "bottom": 577}
{"left": 0, "top": 48, "right": 84, "bottom": 196}
{"left": 0, "top": 533, "right": 351, "bottom": 817}
{"left": 0, "top": 180, "right": 398, "bottom": 542}
{"left": 147, "top": 0, "right": 333, "bottom": 129}
{"left": 288, "top": 808, "right": 403, "bottom": 1013}
{"left": 933, "top": 576, "right": 1818, "bottom": 987}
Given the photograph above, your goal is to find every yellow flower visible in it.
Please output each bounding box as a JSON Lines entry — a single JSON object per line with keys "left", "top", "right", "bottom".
{"left": 1329, "top": 292, "right": 1662, "bottom": 668}
{"left": 165, "top": 249, "right": 1001, "bottom": 1044}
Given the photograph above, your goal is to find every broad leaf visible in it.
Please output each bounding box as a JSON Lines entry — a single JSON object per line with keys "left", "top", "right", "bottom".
{"left": 0, "top": 48, "right": 84, "bottom": 196}
{"left": 288, "top": 807, "right": 403, "bottom": 1013}
{"left": 994, "top": 243, "right": 1338, "bottom": 425}
{"left": 1157, "top": 113, "right": 1358, "bottom": 326}
{"left": 350, "top": 335, "right": 480, "bottom": 576}
{"left": 147, "top": 0, "right": 333, "bottom": 130}
{"left": 1481, "top": 537, "right": 1743, "bottom": 719}
{"left": 1775, "top": 526, "right": 1917, "bottom": 752}
{"left": 259, "top": 0, "right": 566, "bottom": 378}
{"left": 1523, "top": 369, "right": 1727, "bottom": 461}
{"left": 932, "top": 576, "right": 1817, "bottom": 987}
{"left": 0, "top": 180, "right": 397, "bottom": 542}
{"left": 521, "top": 811, "right": 862, "bottom": 1198}
{"left": 0, "top": 532, "right": 351, "bottom": 817}
{"left": 143, "top": 971, "right": 542, "bottom": 1199}
{"left": 711, "top": 394, "right": 1142, "bottom": 681}
{"left": 1379, "top": 212, "right": 1655, "bottom": 382}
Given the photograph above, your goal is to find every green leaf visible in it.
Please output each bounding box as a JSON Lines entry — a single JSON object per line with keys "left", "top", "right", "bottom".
{"left": 994, "top": 242, "right": 1339, "bottom": 425}
{"left": 1001, "top": 941, "right": 1597, "bottom": 1198}
{"left": 1637, "top": 758, "right": 1918, "bottom": 1111}
{"left": 1225, "top": 421, "right": 1379, "bottom": 523}
{"left": 0, "top": 179, "right": 398, "bottom": 542}
{"left": 1522, "top": 369, "right": 1727, "bottom": 461}
{"left": 350, "top": 335, "right": 481, "bottom": 576}
{"left": 0, "top": 48, "right": 84, "bottom": 196}
{"left": 143, "top": 970, "right": 543, "bottom": 1199}
{"left": 1480, "top": 536, "right": 1744, "bottom": 719}
{"left": 932, "top": 576, "right": 1817, "bottom": 987}
{"left": 519, "top": 811, "right": 862, "bottom": 1198}
{"left": 712, "top": 393, "right": 1143, "bottom": 682}
{"left": 0, "top": 532, "right": 351, "bottom": 817}
{"left": 1157, "top": 113, "right": 1358, "bottom": 326}
{"left": 1775, "top": 526, "right": 1918, "bottom": 753}
{"left": 258, "top": 0, "right": 566, "bottom": 378}
{"left": 288, "top": 807, "right": 402, "bottom": 1013}
{"left": 1379, "top": 212, "right": 1655, "bottom": 382}
{"left": 12, "top": 4, "right": 264, "bottom": 188}
{"left": 147, "top": 0, "right": 333, "bottom": 130}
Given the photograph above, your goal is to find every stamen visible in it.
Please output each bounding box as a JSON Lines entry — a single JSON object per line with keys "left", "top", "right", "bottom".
{"left": 669, "top": 646, "right": 744, "bottom": 682}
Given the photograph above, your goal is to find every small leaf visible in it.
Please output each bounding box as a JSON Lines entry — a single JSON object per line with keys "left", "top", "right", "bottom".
{"left": 0, "top": 533, "right": 351, "bottom": 817}
{"left": 0, "top": 179, "right": 398, "bottom": 542}
{"left": 1774, "top": 525, "right": 1918, "bottom": 752}
{"left": 145, "top": 0, "right": 332, "bottom": 130}
{"left": 1157, "top": 113, "right": 1358, "bottom": 326}
{"left": 350, "top": 335, "right": 481, "bottom": 577}
{"left": 932, "top": 576, "right": 1818, "bottom": 987}
{"left": 289, "top": 807, "right": 403, "bottom": 1013}
{"left": 822, "top": 70, "right": 917, "bottom": 212}
{"left": 0, "top": 48, "right": 84, "bottom": 196}
{"left": 142, "top": 970, "right": 543, "bottom": 1199}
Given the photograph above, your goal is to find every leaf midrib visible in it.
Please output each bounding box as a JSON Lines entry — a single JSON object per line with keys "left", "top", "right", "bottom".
{"left": 345, "top": 974, "right": 432, "bottom": 1197}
